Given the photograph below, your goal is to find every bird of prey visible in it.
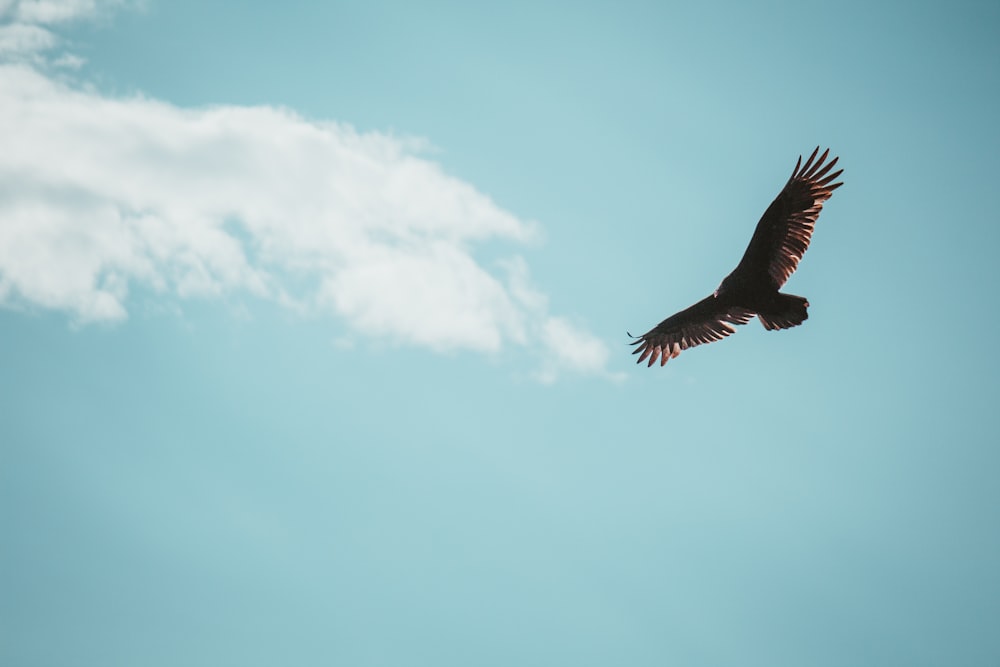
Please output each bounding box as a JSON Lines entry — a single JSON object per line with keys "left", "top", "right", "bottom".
{"left": 630, "top": 147, "right": 843, "bottom": 367}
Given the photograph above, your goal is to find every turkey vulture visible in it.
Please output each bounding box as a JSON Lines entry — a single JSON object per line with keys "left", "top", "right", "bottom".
{"left": 630, "top": 147, "right": 843, "bottom": 367}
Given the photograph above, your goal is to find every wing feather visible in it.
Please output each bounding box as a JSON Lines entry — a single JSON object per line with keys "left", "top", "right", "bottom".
{"left": 629, "top": 295, "right": 755, "bottom": 367}
{"left": 735, "top": 147, "right": 843, "bottom": 287}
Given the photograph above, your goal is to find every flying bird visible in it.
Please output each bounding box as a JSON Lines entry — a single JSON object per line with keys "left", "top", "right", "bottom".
{"left": 630, "top": 147, "right": 843, "bottom": 367}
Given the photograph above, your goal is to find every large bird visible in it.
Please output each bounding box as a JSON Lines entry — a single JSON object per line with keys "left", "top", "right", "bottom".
{"left": 630, "top": 147, "right": 843, "bottom": 367}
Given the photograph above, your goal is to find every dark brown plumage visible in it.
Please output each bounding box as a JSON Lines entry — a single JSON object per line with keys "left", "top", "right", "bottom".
{"left": 630, "top": 147, "right": 843, "bottom": 367}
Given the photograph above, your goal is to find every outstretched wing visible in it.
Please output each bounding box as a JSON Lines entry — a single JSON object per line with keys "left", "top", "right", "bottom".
{"left": 629, "top": 295, "right": 755, "bottom": 367}
{"left": 734, "top": 147, "right": 843, "bottom": 287}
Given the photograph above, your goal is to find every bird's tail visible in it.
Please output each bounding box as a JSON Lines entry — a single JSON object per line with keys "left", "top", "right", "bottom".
{"left": 758, "top": 293, "right": 809, "bottom": 331}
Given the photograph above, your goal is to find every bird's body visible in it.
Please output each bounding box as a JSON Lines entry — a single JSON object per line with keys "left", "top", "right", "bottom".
{"left": 630, "top": 148, "right": 843, "bottom": 367}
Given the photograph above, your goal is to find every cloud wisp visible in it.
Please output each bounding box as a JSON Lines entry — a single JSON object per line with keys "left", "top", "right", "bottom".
{"left": 0, "top": 1, "right": 130, "bottom": 58}
{"left": 0, "top": 5, "right": 615, "bottom": 380}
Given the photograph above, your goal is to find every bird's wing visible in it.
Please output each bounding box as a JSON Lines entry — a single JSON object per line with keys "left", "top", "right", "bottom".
{"left": 734, "top": 147, "right": 843, "bottom": 288}
{"left": 629, "top": 295, "right": 755, "bottom": 367}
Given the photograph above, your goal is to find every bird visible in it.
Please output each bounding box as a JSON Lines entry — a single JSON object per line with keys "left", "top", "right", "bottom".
{"left": 629, "top": 147, "right": 843, "bottom": 367}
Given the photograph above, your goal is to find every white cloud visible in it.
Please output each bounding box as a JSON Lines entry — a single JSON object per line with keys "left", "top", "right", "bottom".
{"left": 319, "top": 242, "right": 527, "bottom": 354}
{"left": 13, "top": 0, "right": 126, "bottom": 25}
{"left": 50, "top": 51, "right": 83, "bottom": 68}
{"left": 0, "top": 21, "right": 53, "bottom": 53}
{"left": 0, "top": 0, "right": 135, "bottom": 63}
{"left": 0, "top": 62, "right": 614, "bottom": 380}
{"left": 536, "top": 317, "right": 625, "bottom": 384}
{"left": 0, "top": 1, "right": 616, "bottom": 381}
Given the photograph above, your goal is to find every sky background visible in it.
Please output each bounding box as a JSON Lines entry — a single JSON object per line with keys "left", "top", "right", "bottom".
{"left": 2, "top": 1, "right": 999, "bottom": 665}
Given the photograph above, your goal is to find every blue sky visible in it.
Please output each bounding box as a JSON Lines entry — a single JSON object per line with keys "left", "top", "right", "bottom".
{"left": 2, "top": 0, "right": 999, "bottom": 665}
